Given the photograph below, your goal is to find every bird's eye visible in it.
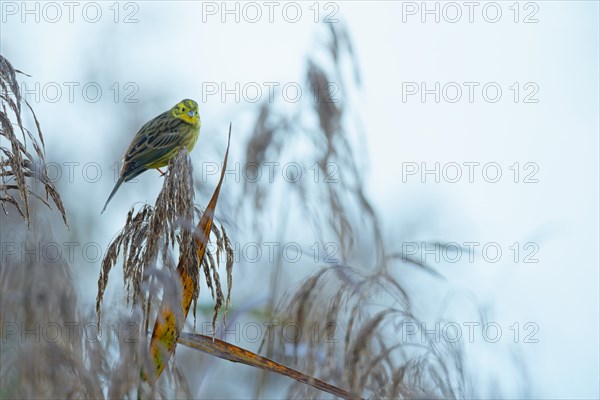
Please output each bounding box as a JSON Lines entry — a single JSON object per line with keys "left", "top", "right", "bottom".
{"left": 181, "top": 107, "right": 185, "bottom": 111}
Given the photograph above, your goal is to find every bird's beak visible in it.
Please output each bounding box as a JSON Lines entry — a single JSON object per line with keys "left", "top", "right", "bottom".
{"left": 187, "top": 110, "right": 195, "bottom": 117}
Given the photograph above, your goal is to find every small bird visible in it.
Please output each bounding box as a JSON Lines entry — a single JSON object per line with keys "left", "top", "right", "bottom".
{"left": 101, "top": 99, "right": 201, "bottom": 213}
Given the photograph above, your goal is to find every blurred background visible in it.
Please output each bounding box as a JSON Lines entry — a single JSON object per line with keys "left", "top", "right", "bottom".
{"left": 1, "top": 1, "right": 598, "bottom": 398}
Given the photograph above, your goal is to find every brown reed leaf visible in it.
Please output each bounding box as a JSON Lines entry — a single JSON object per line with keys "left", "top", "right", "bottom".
{"left": 177, "top": 332, "right": 361, "bottom": 400}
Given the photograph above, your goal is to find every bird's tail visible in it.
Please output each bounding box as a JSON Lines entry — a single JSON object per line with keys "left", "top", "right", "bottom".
{"left": 101, "top": 176, "right": 126, "bottom": 214}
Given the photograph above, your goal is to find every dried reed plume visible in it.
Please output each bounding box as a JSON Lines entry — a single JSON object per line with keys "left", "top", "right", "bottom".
{"left": 0, "top": 54, "right": 67, "bottom": 227}
{"left": 265, "top": 266, "right": 469, "bottom": 399}
{"left": 97, "top": 148, "right": 234, "bottom": 332}
{"left": 0, "top": 214, "right": 194, "bottom": 398}
{"left": 241, "top": 23, "right": 383, "bottom": 263}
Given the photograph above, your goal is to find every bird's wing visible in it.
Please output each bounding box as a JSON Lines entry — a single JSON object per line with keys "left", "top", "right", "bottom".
{"left": 121, "top": 117, "right": 186, "bottom": 179}
{"left": 146, "top": 129, "right": 186, "bottom": 149}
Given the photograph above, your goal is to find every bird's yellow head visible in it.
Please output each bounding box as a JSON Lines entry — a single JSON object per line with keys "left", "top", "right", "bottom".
{"left": 171, "top": 99, "right": 200, "bottom": 127}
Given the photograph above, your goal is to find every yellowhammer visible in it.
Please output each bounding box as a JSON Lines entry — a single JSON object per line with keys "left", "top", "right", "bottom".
{"left": 101, "top": 99, "right": 201, "bottom": 213}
